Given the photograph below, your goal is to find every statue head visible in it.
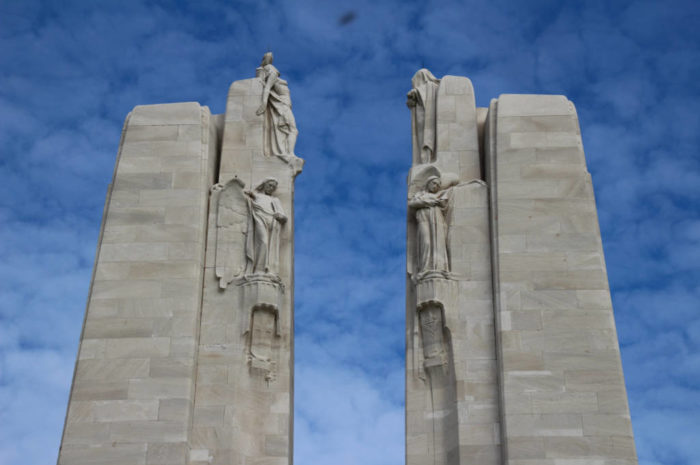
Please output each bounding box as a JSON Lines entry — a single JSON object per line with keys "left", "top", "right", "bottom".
{"left": 261, "top": 52, "right": 274, "bottom": 66}
{"left": 256, "top": 177, "right": 279, "bottom": 195}
{"left": 426, "top": 176, "right": 441, "bottom": 193}
{"left": 411, "top": 68, "right": 439, "bottom": 88}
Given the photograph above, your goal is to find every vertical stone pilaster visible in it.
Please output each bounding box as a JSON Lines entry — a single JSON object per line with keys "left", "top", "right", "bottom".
{"left": 406, "top": 74, "right": 500, "bottom": 465}
{"left": 191, "top": 76, "right": 302, "bottom": 465}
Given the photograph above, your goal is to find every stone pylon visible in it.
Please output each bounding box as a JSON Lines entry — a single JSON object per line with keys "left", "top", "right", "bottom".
{"left": 405, "top": 71, "right": 637, "bottom": 465}
{"left": 57, "top": 54, "right": 302, "bottom": 465}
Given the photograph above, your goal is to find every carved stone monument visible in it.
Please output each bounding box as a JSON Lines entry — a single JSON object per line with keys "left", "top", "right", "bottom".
{"left": 57, "top": 54, "right": 302, "bottom": 465}
{"left": 55, "top": 56, "right": 637, "bottom": 465}
{"left": 405, "top": 70, "right": 637, "bottom": 465}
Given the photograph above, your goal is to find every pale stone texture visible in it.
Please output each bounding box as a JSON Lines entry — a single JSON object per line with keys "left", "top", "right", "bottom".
{"left": 489, "top": 94, "right": 637, "bottom": 464}
{"left": 58, "top": 102, "right": 219, "bottom": 465}
{"left": 406, "top": 76, "right": 500, "bottom": 465}
{"left": 59, "top": 65, "right": 301, "bottom": 465}
{"left": 191, "top": 77, "right": 301, "bottom": 465}
{"left": 407, "top": 76, "right": 636, "bottom": 465}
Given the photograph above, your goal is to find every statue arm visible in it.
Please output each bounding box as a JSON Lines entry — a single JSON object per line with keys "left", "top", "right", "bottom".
{"left": 408, "top": 193, "right": 430, "bottom": 209}
{"left": 272, "top": 198, "right": 287, "bottom": 224}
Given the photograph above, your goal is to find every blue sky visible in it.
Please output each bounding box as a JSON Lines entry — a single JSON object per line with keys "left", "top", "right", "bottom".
{"left": 1, "top": 0, "right": 699, "bottom": 464}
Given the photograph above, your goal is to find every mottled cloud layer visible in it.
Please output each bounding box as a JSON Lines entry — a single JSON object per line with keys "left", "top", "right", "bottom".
{"left": 0, "top": 1, "right": 698, "bottom": 464}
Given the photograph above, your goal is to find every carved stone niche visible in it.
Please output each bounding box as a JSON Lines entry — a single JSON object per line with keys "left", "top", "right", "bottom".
{"left": 240, "top": 278, "right": 283, "bottom": 382}
{"left": 415, "top": 277, "right": 456, "bottom": 370}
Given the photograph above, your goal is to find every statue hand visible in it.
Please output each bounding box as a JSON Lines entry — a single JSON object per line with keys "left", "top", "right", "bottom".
{"left": 210, "top": 183, "right": 224, "bottom": 193}
{"left": 274, "top": 212, "right": 287, "bottom": 223}
{"left": 406, "top": 89, "right": 417, "bottom": 108}
{"left": 256, "top": 104, "right": 266, "bottom": 116}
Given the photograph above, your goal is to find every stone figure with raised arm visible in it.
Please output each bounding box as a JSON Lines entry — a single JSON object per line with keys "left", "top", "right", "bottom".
{"left": 409, "top": 174, "right": 450, "bottom": 278}
{"left": 406, "top": 68, "right": 440, "bottom": 165}
{"left": 256, "top": 52, "right": 298, "bottom": 157}
{"left": 244, "top": 177, "right": 287, "bottom": 276}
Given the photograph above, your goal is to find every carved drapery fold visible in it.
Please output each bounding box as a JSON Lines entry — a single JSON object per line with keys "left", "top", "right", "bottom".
{"left": 256, "top": 52, "right": 298, "bottom": 158}
{"left": 407, "top": 68, "right": 440, "bottom": 165}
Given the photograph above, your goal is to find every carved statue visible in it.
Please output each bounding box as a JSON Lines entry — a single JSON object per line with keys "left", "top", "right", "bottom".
{"left": 256, "top": 52, "right": 298, "bottom": 157}
{"left": 407, "top": 68, "right": 440, "bottom": 165}
{"left": 213, "top": 177, "right": 287, "bottom": 289}
{"left": 245, "top": 177, "right": 287, "bottom": 276}
{"left": 409, "top": 175, "right": 450, "bottom": 278}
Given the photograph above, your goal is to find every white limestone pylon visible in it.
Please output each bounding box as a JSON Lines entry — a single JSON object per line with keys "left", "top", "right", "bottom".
{"left": 56, "top": 53, "right": 303, "bottom": 465}
{"left": 405, "top": 72, "right": 638, "bottom": 465}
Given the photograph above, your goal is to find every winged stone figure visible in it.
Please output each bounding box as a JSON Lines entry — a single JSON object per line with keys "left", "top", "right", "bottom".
{"left": 213, "top": 177, "right": 249, "bottom": 289}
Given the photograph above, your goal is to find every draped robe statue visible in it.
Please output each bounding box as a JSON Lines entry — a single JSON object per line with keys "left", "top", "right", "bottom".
{"left": 409, "top": 175, "right": 450, "bottom": 277}
{"left": 256, "top": 52, "right": 298, "bottom": 157}
{"left": 245, "top": 177, "right": 287, "bottom": 276}
{"left": 406, "top": 68, "right": 440, "bottom": 165}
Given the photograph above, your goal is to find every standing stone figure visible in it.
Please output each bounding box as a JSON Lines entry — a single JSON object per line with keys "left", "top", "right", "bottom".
{"left": 409, "top": 175, "right": 450, "bottom": 277}
{"left": 406, "top": 68, "right": 440, "bottom": 164}
{"left": 245, "top": 177, "right": 287, "bottom": 276}
{"left": 256, "top": 52, "right": 298, "bottom": 157}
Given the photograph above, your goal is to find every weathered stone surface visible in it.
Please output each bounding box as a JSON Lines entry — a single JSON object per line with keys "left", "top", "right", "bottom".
{"left": 407, "top": 76, "right": 636, "bottom": 465}
{"left": 58, "top": 102, "right": 216, "bottom": 464}
{"left": 406, "top": 72, "right": 499, "bottom": 465}
{"left": 191, "top": 54, "right": 301, "bottom": 465}
{"left": 491, "top": 94, "right": 637, "bottom": 464}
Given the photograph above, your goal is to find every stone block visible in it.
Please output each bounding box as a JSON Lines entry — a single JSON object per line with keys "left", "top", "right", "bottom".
{"left": 124, "top": 125, "right": 180, "bottom": 143}
{"left": 149, "top": 357, "right": 194, "bottom": 377}
{"left": 158, "top": 398, "right": 191, "bottom": 422}
{"left": 98, "top": 243, "right": 169, "bottom": 262}
{"left": 62, "top": 422, "right": 111, "bottom": 445}
{"left": 91, "top": 279, "right": 162, "bottom": 300}
{"left": 498, "top": 115, "right": 579, "bottom": 134}
{"left": 265, "top": 435, "right": 289, "bottom": 456}
{"left": 503, "top": 371, "right": 565, "bottom": 394}
{"left": 194, "top": 406, "right": 225, "bottom": 426}
{"left": 147, "top": 442, "right": 187, "bottom": 465}
{"left": 506, "top": 414, "right": 583, "bottom": 437}
{"left": 94, "top": 399, "right": 159, "bottom": 422}
{"left": 129, "top": 102, "right": 202, "bottom": 126}
{"left": 66, "top": 401, "right": 95, "bottom": 423}
{"left": 106, "top": 207, "right": 166, "bottom": 226}
{"left": 76, "top": 358, "right": 150, "bottom": 381}
{"left": 564, "top": 369, "right": 626, "bottom": 392}
{"left": 543, "top": 352, "right": 621, "bottom": 371}
{"left": 541, "top": 311, "right": 614, "bottom": 330}
{"left": 78, "top": 339, "right": 106, "bottom": 360}
{"left": 497, "top": 94, "right": 573, "bottom": 117}
{"left": 128, "top": 377, "right": 192, "bottom": 399}
{"left": 109, "top": 421, "right": 188, "bottom": 442}
{"left": 72, "top": 380, "right": 129, "bottom": 401}
{"left": 582, "top": 414, "right": 633, "bottom": 437}
{"left": 58, "top": 443, "right": 147, "bottom": 465}
{"left": 531, "top": 392, "right": 599, "bottom": 414}
{"left": 105, "top": 337, "right": 170, "bottom": 359}
{"left": 84, "top": 318, "right": 154, "bottom": 339}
